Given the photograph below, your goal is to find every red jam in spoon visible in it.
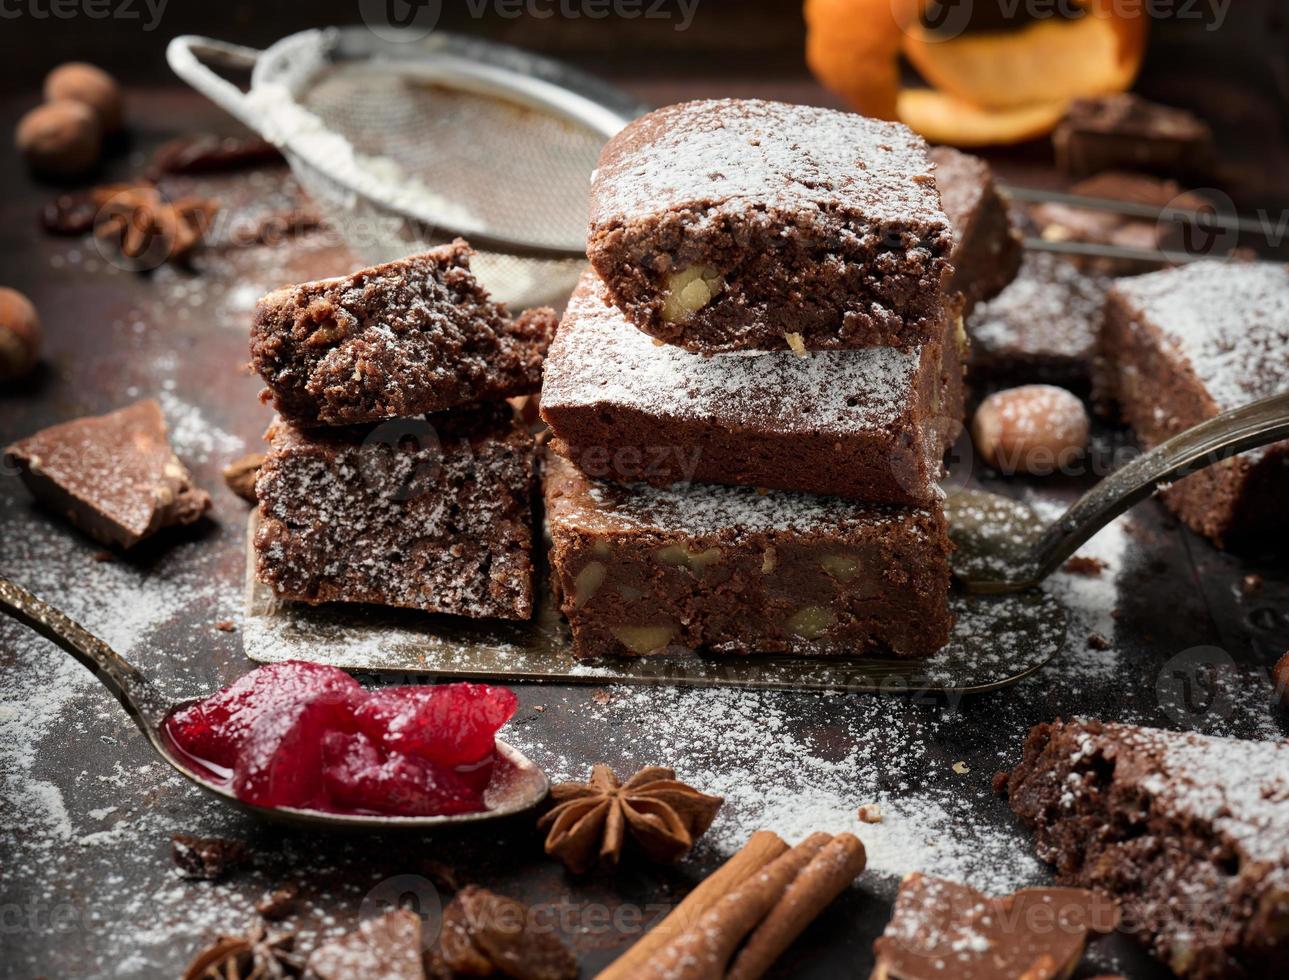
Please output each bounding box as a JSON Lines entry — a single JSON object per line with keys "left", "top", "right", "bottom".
{"left": 162, "top": 661, "right": 518, "bottom": 816}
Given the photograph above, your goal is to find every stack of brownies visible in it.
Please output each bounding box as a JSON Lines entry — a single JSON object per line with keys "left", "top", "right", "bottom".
{"left": 248, "top": 240, "right": 557, "bottom": 621}
{"left": 541, "top": 99, "right": 968, "bottom": 659}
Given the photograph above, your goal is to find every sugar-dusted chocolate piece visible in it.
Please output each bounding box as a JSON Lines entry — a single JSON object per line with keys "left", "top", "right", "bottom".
{"left": 4, "top": 399, "right": 211, "bottom": 549}
{"left": 543, "top": 455, "right": 953, "bottom": 659}
{"left": 1053, "top": 94, "right": 1215, "bottom": 180}
{"left": 929, "top": 146, "right": 1022, "bottom": 313}
{"left": 1000, "top": 719, "right": 1289, "bottom": 980}
{"left": 587, "top": 99, "right": 954, "bottom": 353}
{"left": 967, "top": 252, "right": 1106, "bottom": 388}
{"left": 251, "top": 240, "right": 557, "bottom": 425}
{"left": 541, "top": 271, "right": 965, "bottom": 506}
{"left": 307, "top": 909, "right": 424, "bottom": 980}
{"left": 254, "top": 404, "right": 536, "bottom": 620}
{"left": 872, "top": 872, "right": 1118, "bottom": 980}
{"left": 1100, "top": 261, "right": 1289, "bottom": 547}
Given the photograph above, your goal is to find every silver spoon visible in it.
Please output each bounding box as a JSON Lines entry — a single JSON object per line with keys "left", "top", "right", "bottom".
{"left": 0, "top": 577, "right": 549, "bottom": 830}
{"left": 950, "top": 390, "right": 1289, "bottom": 594}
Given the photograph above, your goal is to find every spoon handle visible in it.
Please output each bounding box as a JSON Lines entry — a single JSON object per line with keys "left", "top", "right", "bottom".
{"left": 1002, "top": 390, "right": 1289, "bottom": 590}
{"left": 0, "top": 575, "right": 170, "bottom": 733}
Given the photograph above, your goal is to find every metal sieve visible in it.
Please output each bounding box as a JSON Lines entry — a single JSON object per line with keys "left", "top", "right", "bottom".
{"left": 168, "top": 27, "right": 644, "bottom": 307}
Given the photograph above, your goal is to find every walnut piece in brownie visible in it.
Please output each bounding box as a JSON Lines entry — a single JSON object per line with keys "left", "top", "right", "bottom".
{"left": 4, "top": 399, "right": 211, "bottom": 549}
{"left": 967, "top": 252, "right": 1106, "bottom": 389}
{"left": 543, "top": 455, "right": 953, "bottom": 659}
{"left": 1000, "top": 719, "right": 1289, "bottom": 979}
{"left": 587, "top": 99, "right": 954, "bottom": 353}
{"left": 872, "top": 872, "right": 1118, "bottom": 980}
{"left": 254, "top": 404, "right": 536, "bottom": 620}
{"left": 1053, "top": 94, "right": 1215, "bottom": 180}
{"left": 1100, "top": 261, "right": 1289, "bottom": 547}
{"left": 251, "top": 240, "right": 556, "bottom": 425}
{"left": 929, "top": 146, "right": 1022, "bottom": 314}
{"left": 541, "top": 271, "right": 966, "bottom": 506}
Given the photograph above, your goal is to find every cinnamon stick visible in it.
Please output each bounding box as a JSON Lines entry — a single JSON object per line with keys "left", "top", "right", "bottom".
{"left": 596, "top": 829, "right": 787, "bottom": 980}
{"left": 635, "top": 832, "right": 834, "bottom": 980}
{"left": 726, "top": 832, "right": 867, "bottom": 980}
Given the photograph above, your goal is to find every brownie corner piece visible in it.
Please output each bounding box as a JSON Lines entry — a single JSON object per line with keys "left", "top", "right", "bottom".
{"left": 250, "top": 239, "right": 556, "bottom": 425}
{"left": 3, "top": 398, "right": 211, "bottom": 549}
{"left": 1002, "top": 718, "right": 1289, "bottom": 979}
{"left": 542, "top": 454, "right": 953, "bottom": 659}
{"left": 254, "top": 404, "right": 536, "bottom": 620}
{"left": 586, "top": 98, "right": 953, "bottom": 353}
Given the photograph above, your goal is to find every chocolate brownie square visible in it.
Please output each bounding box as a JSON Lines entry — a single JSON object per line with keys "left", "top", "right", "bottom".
{"left": 929, "top": 146, "right": 1022, "bottom": 313}
{"left": 967, "top": 252, "right": 1107, "bottom": 389}
{"left": 1000, "top": 719, "right": 1289, "bottom": 980}
{"left": 251, "top": 240, "right": 556, "bottom": 426}
{"left": 543, "top": 455, "right": 953, "bottom": 659}
{"left": 1053, "top": 94, "right": 1215, "bottom": 180}
{"left": 540, "top": 271, "right": 965, "bottom": 506}
{"left": 587, "top": 99, "right": 954, "bottom": 354}
{"left": 1100, "top": 261, "right": 1289, "bottom": 547}
{"left": 254, "top": 404, "right": 536, "bottom": 620}
{"left": 4, "top": 399, "right": 211, "bottom": 548}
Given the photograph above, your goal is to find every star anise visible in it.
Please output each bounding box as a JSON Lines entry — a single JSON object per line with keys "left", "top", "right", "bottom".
{"left": 91, "top": 182, "right": 218, "bottom": 266}
{"left": 182, "top": 922, "right": 303, "bottom": 980}
{"left": 538, "top": 764, "right": 723, "bottom": 874}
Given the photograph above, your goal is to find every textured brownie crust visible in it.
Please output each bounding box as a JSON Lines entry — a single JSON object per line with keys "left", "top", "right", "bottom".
{"left": 967, "top": 252, "right": 1106, "bottom": 389}
{"left": 543, "top": 456, "right": 953, "bottom": 659}
{"left": 1053, "top": 94, "right": 1215, "bottom": 180}
{"left": 929, "top": 146, "right": 1022, "bottom": 313}
{"left": 4, "top": 399, "right": 211, "bottom": 549}
{"left": 1100, "top": 261, "right": 1289, "bottom": 547}
{"left": 587, "top": 99, "right": 953, "bottom": 353}
{"left": 254, "top": 405, "right": 536, "bottom": 620}
{"left": 251, "top": 240, "right": 557, "bottom": 425}
{"left": 1000, "top": 719, "right": 1289, "bottom": 980}
{"left": 542, "top": 270, "right": 965, "bottom": 505}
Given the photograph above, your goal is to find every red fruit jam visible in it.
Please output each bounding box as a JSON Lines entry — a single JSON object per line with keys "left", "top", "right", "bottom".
{"left": 163, "top": 661, "right": 518, "bottom": 816}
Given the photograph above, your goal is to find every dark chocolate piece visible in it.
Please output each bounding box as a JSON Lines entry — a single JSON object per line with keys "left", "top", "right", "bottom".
{"left": 1100, "top": 261, "right": 1289, "bottom": 547}
{"left": 1001, "top": 719, "right": 1289, "bottom": 980}
{"left": 250, "top": 240, "right": 556, "bottom": 426}
{"left": 254, "top": 404, "right": 536, "bottom": 620}
{"left": 4, "top": 399, "right": 211, "bottom": 549}
{"left": 171, "top": 833, "right": 251, "bottom": 881}
{"left": 1053, "top": 94, "right": 1215, "bottom": 180}
{"left": 544, "top": 455, "right": 954, "bottom": 659}
{"left": 541, "top": 271, "right": 966, "bottom": 506}
{"left": 587, "top": 99, "right": 954, "bottom": 353}
{"left": 929, "top": 146, "right": 1022, "bottom": 313}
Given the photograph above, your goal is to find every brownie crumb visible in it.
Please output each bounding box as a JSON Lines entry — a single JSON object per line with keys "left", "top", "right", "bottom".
{"left": 214, "top": 620, "right": 236, "bottom": 633}
{"left": 991, "top": 770, "right": 1010, "bottom": 796}
{"left": 1273, "top": 652, "right": 1289, "bottom": 711}
{"left": 222, "top": 453, "right": 265, "bottom": 503}
{"left": 91, "top": 550, "right": 114, "bottom": 563}
{"left": 1062, "top": 555, "right": 1107, "bottom": 577}
{"left": 171, "top": 833, "right": 251, "bottom": 880}
{"left": 857, "top": 803, "right": 883, "bottom": 824}
{"left": 1241, "top": 574, "right": 1264, "bottom": 597}
{"left": 1087, "top": 632, "right": 1112, "bottom": 651}
{"left": 256, "top": 883, "right": 299, "bottom": 921}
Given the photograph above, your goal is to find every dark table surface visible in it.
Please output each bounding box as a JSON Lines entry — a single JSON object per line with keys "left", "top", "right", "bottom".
{"left": 1, "top": 76, "right": 1288, "bottom": 980}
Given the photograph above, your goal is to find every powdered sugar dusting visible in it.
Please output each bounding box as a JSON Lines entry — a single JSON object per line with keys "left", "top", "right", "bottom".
{"left": 543, "top": 271, "right": 926, "bottom": 435}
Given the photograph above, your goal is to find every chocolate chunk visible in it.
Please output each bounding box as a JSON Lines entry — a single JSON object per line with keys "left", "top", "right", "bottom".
{"left": 306, "top": 909, "right": 424, "bottom": 980}
{"left": 1053, "top": 94, "right": 1214, "bottom": 180}
{"left": 437, "top": 886, "right": 577, "bottom": 980}
{"left": 171, "top": 833, "right": 251, "bottom": 880}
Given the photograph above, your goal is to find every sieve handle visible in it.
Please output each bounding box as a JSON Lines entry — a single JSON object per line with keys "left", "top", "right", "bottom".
{"left": 166, "top": 35, "right": 267, "bottom": 132}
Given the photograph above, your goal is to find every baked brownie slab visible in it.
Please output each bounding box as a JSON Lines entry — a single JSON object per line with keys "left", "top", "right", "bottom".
{"left": 1101, "top": 261, "right": 1289, "bottom": 547}
{"left": 4, "top": 399, "right": 211, "bottom": 549}
{"left": 928, "top": 146, "right": 1022, "bottom": 314}
{"left": 544, "top": 455, "right": 953, "bottom": 659}
{"left": 587, "top": 99, "right": 954, "bottom": 353}
{"left": 1000, "top": 719, "right": 1289, "bottom": 980}
{"left": 254, "top": 405, "right": 535, "bottom": 620}
{"left": 251, "top": 240, "right": 557, "bottom": 425}
{"left": 541, "top": 271, "right": 965, "bottom": 505}
{"left": 1053, "top": 94, "right": 1215, "bottom": 180}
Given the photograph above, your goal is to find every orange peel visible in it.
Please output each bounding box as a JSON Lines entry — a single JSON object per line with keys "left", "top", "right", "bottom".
{"left": 896, "top": 89, "right": 1069, "bottom": 147}
{"left": 805, "top": 0, "right": 920, "bottom": 120}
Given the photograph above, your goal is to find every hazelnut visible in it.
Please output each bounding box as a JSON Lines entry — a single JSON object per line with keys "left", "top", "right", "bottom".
{"left": 0, "top": 287, "right": 41, "bottom": 381}
{"left": 15, "top": 99, "right": 102, "bottom": 178}
{"left": 972, "top": 384, "right": 1089, "bottom": 476}
{"left": 44, "top": 62, "right": 124, "bottom": 133}
{"left": 1273, "top": 652, "right": 1289, "bottom": 711}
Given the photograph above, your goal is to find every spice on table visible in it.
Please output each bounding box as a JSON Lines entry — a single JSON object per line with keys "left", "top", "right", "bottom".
{"left": 91, "top": 183, "right": 218, "bottom": 266}
{"left": 181, "top": 922, "right": 303, "bottom": 980}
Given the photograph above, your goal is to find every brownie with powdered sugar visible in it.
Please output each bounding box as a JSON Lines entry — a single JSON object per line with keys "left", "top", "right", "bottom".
{"left": 251, "top": 240, "right": 556, "bottom": 426}
{"left": 587, "top": 99, "right": 954, "bottom": 353}
{"left": 254, "top": 404, "right": 536, "bottom": 620}
{"left": 1000, "top": 719, "right": 1289, "bottom": 980}
{"left": 540, "top": 271, "right": 965, "bottom": 505}
{"left": 543, "top": 455, "right": 953, "bottom": 660}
